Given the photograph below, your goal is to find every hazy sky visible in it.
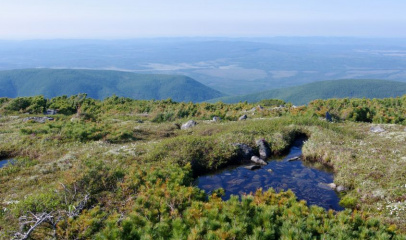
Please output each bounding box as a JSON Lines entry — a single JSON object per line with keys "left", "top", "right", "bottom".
{"left": 1, "top": 0, "right": 406, "bottom": 39}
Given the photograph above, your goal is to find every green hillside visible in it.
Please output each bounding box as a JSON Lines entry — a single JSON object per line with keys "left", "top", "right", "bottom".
{"left": 1, "top": 96, "right": 406, "bottom": 238}
{"left": 209, "top": 79, "right": 406, "bottom": 105}
{"left": 0, "top": 69, "right": 224, "bottom": 102}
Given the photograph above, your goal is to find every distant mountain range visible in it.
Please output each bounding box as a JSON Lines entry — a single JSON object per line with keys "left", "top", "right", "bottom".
{"left": 1, "top": 39, "right": 406, "bottom": 95}
{"left": 1, "top": 69, "right": 405, "bottom": 105}
{"left": 0, "top": 69, "right": 225, "bottom": 102}
{"left": 207, "top": 79, "right": 406, "bottom": 105}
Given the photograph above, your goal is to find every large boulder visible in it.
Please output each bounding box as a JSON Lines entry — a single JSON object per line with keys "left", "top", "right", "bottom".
{"left": 251, "top": 156, "right": 267, "bottom": 165}
{"left": 238, "top": 115, "right": 247, "bottom": 121}
{"left": 256, "top": 139, "right": 271, "bottom": 159}
{"left": 234, "top": 143, "right": 254, "bottom": 160}
{"left": 181, "top": 120, "right": 197, "bottom": 130}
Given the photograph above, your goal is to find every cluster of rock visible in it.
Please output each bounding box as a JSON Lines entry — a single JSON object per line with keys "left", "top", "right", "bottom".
{"left": 326, "top": 183, "right": 347, "bottom": 193}
{"left": 179, "top": 114, "right": 250, "bottom": 130}
{"left": 179, "top": 115, "right": 248, "bottom": 130}
{"left": 246, "top": 105, "right": 264, "bottom": 113}
{"left": 370, "top": 125, "right": 385, "bottom": 133}
{"left": 22, "top": 116, "right": 54, "bottom": 123}
{"left": 233, "top": 138, "right": 273, "bottom": 170}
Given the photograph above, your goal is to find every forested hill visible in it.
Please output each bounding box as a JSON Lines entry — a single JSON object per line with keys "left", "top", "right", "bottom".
{"left": 208, "top": 79, "right": 406, "bottom": 105}
{"left": 0, "top": 69, "right": 225, "bottom": 102}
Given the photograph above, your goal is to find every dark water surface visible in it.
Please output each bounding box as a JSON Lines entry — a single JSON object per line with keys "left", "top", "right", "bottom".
{"left": 196, "top": 138, "right": 344, "bottom": 211}
{"left": 0, "top": 159, "right": 13, "bottom": 168}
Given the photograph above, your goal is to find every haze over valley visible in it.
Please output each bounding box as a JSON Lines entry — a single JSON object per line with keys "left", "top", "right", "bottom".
{"left": 1, "top": 37, "right": 406, "bottom": 97}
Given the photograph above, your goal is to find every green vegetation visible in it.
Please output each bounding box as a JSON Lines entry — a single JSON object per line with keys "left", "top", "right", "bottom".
{"left": 0, "top": 94, "right": 406, "bottom": 239}
{"left": 0, "top": 69, "right": 225, "bottom": 102}
{"left": 209, "top": 79, "right": 406, "bottom": 105}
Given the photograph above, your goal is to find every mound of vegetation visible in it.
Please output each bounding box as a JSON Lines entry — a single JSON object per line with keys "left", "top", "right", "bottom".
{"left": 0, "top": 68, "right": 225, "bottom": 102}
{"left": 210, "top": 79, "right": 406, "bottom": 105}
{"left": 0, "top": 94, "right": 405, "bottom": 239}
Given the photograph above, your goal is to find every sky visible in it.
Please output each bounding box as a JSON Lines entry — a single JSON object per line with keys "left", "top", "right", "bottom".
{"left": 1, "top": 0, "right": 406, "bottom": 39}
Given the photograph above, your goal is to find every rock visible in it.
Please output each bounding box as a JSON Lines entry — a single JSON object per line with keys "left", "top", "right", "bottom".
{"left": 212, "top": 116, "right": 221, "bottom": 122}
{"left": 256, "top": 139, "right": 271, "bottom": 159}
{"left": 45, "top": 109, "right": 58, "bottom": 115}
{"left": 181, "top": 120, "right": 197, "bottom": 130}
{"left": 370, "top": 126, "right": 385, "bottom": 133}
{"left": 136, "top": 120, "right": 143, "bottom": 123}
{"left": 287, "top": 156, "right": 300, "bottom": 162}
{"left": 327, "top": 183, "right": 337, "bottom": 190}
{"left": 70, "top": 116, "right": 80, "bottom": 122}
{"left": 326, "top": 111, "right": 332, "bottom": 122}
{"left": 238, "top": 114, "right": 247, "bottom": 121}
{"left": 267, "top": 169, "right": 273, "bottom": 173}
{"left": 251, "top": 156, "right": 267, "bottom": 165}
{"left": 23, "top": 116, "right": 54, "bottom": 123}
{"left": 244, "top": 165, "right": 261, "bottom": 170}
{"left": 234, "top": 143, "right": 254, "bottom": 160}
{"left": 318, "top": 182, "right": 333, "bottom": 190}
{"left": 336, "top": 185, "right": 347, "bottom": 192}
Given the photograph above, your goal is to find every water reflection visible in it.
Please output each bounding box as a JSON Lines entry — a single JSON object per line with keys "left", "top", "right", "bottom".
{"left": 196, "top": 138, "right": 343, "bottom": 211}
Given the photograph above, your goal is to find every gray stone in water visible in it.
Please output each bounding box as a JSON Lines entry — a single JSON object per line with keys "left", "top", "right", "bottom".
{"left": 336, "top": 185, "right": 347, "bottom": 192}
{"left": 234, "top": 143, "right": 254, "bottom": 160}
{"left": 244, "top": 165, "right": 261, "bottom": 170}
{"left": 370, "top": 126, "right": 385, "bottom": 133}
{"left": 251, "top": 156, "right": 267, "bottom": 165}
{"left": 238, "top": 114, "right": 247, "bottom": 121}
{"left": 181, "top": 120, "right": 197, "bottom": 130}
{"left": 287, "top": 156, "right": 301, "bottom": 162}
{"left": 256, "top": 139, "right": 271, "bottom": 159}
{"left": 327, "top": 183, "right": 337, "bottom": 190}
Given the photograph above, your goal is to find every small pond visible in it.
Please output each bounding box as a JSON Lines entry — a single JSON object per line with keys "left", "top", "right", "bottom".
{"left": 196, "top": 138, "right": 344, "bottom": 211}
{"left": 0, "top": 158, "right": 13, "bottom": 168}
